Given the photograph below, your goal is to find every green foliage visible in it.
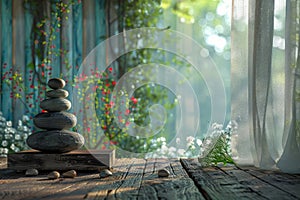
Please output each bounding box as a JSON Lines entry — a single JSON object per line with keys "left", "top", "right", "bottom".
{"left": 198, "top": 133, "right": 234, "bottom": 167}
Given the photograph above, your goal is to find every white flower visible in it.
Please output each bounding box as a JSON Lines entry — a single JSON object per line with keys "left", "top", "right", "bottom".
{"left": 2, "top": 140, "right": 8, "bottom": 147}
{"left": 177, "top": 149, "right": 185, "bottom": 155}
{"left": 161, "top": 145, "right": 169, "bottom": 154}
{"left": 22, "top": 115, "right": 30, "bottom": 121}
{"left": 176, "top": 138, "right": 180, "bottom": 144}
{"left": 3, "top": 148, "right": 8, "bottom": 154}
{"left": 196, "top": 139, "right": 202, "bottom": 146}
{"left": 169, "top": 147, "right": 176, "bottom": 153}
{"left": 157, "top": 137, "right": 166, "bottom": 142}
{"left": 4, "top": 134, "right": 10, "bottom": 140}
{"left": 18, "top": 120, "right": 23, "bottom": 127}
{"left": 6, "top": 121, "right": 12, "bottom": 127}
{"left": 212, "top": 122, "right": 223, "bottom": 131}
{"left": 186, "top": 136, "right": 195, "bottom": 146}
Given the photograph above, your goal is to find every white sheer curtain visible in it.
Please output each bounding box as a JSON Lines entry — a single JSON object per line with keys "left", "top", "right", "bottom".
{"left": 231, "top": 0, "right": 300, "bottom": 173}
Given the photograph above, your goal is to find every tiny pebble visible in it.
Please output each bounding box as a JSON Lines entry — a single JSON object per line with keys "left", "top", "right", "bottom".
{"left": 47, "top": 171, "right": 60, "bottom": 179}
{"left": 25, "top": 168, "right": 39, "bottom": 176}
{"left": 99, "top": 169, "right": 113, "bottom": 178}
{"left": 158, "top": 169, "right": 170, "bottom": 177}
{"left": 62, "top": 170, "right": 77, "bottom": 178}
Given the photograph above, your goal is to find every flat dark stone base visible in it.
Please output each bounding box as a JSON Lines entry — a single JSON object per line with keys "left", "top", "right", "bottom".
{"left": 7, "top": 149, "right": 115, "bottom": 171}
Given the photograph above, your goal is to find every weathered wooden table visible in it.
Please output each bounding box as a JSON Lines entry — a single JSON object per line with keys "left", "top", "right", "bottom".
{"left": 0, "top": 157, "right": 300, "bottom": 200}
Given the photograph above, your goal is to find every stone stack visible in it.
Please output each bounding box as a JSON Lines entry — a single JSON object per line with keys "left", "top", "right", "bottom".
{"left": 27, "top": 78, "right": 84, "bottom": 153}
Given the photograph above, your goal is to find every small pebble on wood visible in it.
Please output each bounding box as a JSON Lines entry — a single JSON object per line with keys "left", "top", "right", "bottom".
{"left": 25, "top": 168, "right": 39, "bottom": 176}
{"left": 47, "top": 171, "right": 60, "bottom": 179}
{"left": 99, "top": 169, "right": 113, "bottom": 178}
{"left": 62, "top": 170, "right": 77, "bottom": 178}
{"left": 48, "top": 78, "right": 66, "bottom": 89}
{"left": 158, "top": 169, "right": 170, "bottom": 177}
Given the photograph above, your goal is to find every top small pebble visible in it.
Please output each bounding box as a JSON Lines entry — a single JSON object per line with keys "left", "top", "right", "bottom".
{"left": 48, "top": 78, "right": 66, "bottom": 89}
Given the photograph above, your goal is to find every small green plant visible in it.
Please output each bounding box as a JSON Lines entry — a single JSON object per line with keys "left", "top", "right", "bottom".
{"left": 198, "top": 122, "right": 235, "bottom": 167}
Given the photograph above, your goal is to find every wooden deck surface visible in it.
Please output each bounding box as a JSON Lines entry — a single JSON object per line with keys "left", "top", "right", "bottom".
{"left": 0, "top": 157, "right": 300, "bottom": 200}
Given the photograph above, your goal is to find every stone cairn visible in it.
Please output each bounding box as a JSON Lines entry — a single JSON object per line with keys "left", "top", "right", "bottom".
{"left": 27, "top": 78, "right": 84, "bottom": 153}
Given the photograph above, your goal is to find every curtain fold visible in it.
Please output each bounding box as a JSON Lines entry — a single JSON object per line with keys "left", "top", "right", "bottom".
{"left": 277, "top": 0, "right": 300, "bottom": 173}
{"left": 232, "top": 0, "right": 300, "bottom": 173}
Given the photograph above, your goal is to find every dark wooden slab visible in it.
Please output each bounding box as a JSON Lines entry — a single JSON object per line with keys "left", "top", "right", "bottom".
{"left": 85, "top": 158, "right": 204, "bottom": 200}
{"left": 7, "top": 149, "right": 115, "bottom": 171}
{"left": 181, "top": 158, "right": 300, "bottom": 200}
{"left": 1, "top": 158, "right": 300, "bottom": 200}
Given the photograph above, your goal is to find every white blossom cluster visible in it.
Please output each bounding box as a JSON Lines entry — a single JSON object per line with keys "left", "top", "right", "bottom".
{"left": 146, "top": 136, "right": 203, "bottom": 158}
{"left": 146, "top": 121, "right": 237, "bottom": 160}
{"left": 0, "top": 112, "right": 32, "bottom": 157}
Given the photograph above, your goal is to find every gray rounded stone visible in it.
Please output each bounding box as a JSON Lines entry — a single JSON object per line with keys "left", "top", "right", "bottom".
{"left": 62, "top": 170, "right": 77, "bottom": 178}
{"left": 26, "top": 130, "right": 85, "bottom": 153}
{"left": 99, "top": 169, "right": 113, "bottom": 178}
{"left": 48, "top": 78, "right": 65, "bottom": 89}
{"left": 40, "top": 98, "right": 71, "bottom": 112}
{"left": 158, "top": 169, "right": 170, "bottom": 177}
{"left": 46, "top": 89, "right": 69, "bottom": 98}
{"left": 25, "top": 168, "right": 39, "bottom": 176}
{"left": 33, "top": 112, "right": 77, "bottom": 130}
{"left": 48, "top": 171, "right": 60, "bottom": 179}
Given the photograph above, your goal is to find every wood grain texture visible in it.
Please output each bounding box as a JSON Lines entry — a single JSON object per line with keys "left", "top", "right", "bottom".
{"left": 239, "top": 166, "right": 300, "bottom": 199}
{"left": 181, "top": 159, "right": 300, "bottom": 200}
{"left": 181, "top": 158, "right": 242, "bottom": 200}
{"left": 1, "top": 158, "right": 300, "bottom": 200}
{"left": 1, "top": 0, "right": 13, "bottom": 120}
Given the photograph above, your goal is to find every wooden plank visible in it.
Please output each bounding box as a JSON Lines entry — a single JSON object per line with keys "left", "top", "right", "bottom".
{"left": 20, "top": 172, "right": 100, "bottom": 200}
{"left": 138, "top": 158, "right": 158, "bottom": 200}
{"left": 113, "top": 158, "right": 146, "bottom": 199}
{"left": 0, "top": 159, "right": 131, "bottom": 200}
{"left": 181, "top": 158, "right": 253, "bottom": 200}
{"left": 240, "top": 166, "right": 300, "bottom": 199}
{"left": 138, "top": 158, "right": 204, "bottom": 200}
{"left": 61, "top": 0, "right": 73, "bottom": 104}
{"left": 1, "top": 0, "right": 13, "bottom": 120}
{"left": 7, "top": 149, "right": 115, "bottom": 171}
{"left": 84, "top": 158, "right": 136, "bottom": 199}
{"left": 72, "top": 1, "right": 82, "bottom": 77}
{"left": 23, "top": 0, "right": 34, "bottom": 117}
{"left": 215, "top": 165, "right": 298, "bottom": 200}
{"left": 0, "top": 158, "right": 7, "bottom": 170}
{"left": 12, "top": 0, "right": 25, "bottom": 124}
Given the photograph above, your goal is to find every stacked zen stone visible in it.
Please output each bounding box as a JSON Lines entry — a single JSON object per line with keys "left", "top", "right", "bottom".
{"left": 27, "top": 78, "right": 84, "bottom": 153}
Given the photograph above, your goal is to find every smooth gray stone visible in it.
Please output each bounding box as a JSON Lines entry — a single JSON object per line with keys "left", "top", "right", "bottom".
{"left": 40, "top": 98, "right": 71, "bottom": 112}
{"left": 25, "top": 168, "right": 39, "bottom": 176}
{"left": 158, "top": 168, "right": 170, "bottom": 177}
{"left": 33, "top": 112, "right": 77, "bottom": 130}
{"left": 62, "top": 170, "right": 77, "bottom": 178}
{"left": 48, "top": 78, "right": 65, "bottom": 89}
{"left": 26, "top": 130, "right": 85, "bottom": 153}
{"left": 46, "top": 89, "right": 69, "bottom": 98}
{"left": 99, "top": 169, "right": 113, "bottom": 178}
{"left": 47, "top": 171, "right": 60, "bottom": 179}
